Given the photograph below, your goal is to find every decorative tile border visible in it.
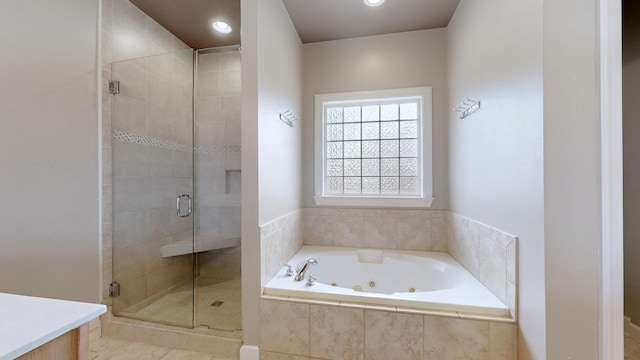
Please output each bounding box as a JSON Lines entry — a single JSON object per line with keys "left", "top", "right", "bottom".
{"left": 195, "top": 144, "right": 242, "bottom": 154}
{"left": 112, "top": 130, "right": 241, "bottom": 154}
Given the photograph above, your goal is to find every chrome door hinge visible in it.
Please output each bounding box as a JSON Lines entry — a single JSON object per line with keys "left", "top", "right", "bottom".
{"left": 109, "top": 80, "right": 120, "bottom": 95}
{"left": 109, "top": 282, "right": 121, "bottom": 297}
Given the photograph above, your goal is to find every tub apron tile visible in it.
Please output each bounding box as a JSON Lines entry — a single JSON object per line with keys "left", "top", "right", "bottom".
{"left": 364, "top": 310, "right": 423, "bottom": 360}
{"left": 310, "top": 305, "right": 364, "bottom": 360}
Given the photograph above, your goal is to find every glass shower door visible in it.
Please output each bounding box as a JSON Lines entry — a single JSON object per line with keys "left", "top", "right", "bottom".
{"left": 193, "top": 48, "right": 242, "bottom": 332}
{"left": 110, "top": 49, "right": 195, "bottom": 328}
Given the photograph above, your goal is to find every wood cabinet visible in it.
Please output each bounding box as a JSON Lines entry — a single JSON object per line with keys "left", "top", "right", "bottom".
{"left": 16, "top": 323, "right": 89, "bottom": 360}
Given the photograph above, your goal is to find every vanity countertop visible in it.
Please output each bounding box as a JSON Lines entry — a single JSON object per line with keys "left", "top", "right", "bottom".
{"left": 0, "top": 292, "right": 106, "bottom": 360}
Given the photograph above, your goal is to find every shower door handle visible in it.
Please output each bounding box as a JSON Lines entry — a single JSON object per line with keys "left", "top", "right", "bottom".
{"left": 176, "top": 194, "right": 192, "bottom": 218}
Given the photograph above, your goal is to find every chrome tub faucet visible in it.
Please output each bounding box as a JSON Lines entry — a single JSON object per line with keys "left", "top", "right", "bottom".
{"left": 295, "top": 258, "right": 318, "bottom": 281}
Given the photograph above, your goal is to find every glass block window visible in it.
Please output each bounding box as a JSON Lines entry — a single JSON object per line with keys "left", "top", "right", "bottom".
{"left": 324, "top": 102, "right": 419, "bottom": 195}
{"left": 314, "top": 87, "right": 433, "bottom": 208}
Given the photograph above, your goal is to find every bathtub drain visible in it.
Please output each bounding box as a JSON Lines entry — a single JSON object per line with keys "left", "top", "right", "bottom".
{"left": 368, "top": 281, "right": 376, "bottom": 288}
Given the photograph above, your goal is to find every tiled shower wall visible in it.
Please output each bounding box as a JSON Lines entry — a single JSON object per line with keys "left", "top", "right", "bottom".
{"left": 101, "top": 0, "right": 191, "bottom": 307}
{"left": 195, "top": 50, "right": 242, "bottom": 282}
{"left": 195, "top": 51, "right": 241, "bottom": 236}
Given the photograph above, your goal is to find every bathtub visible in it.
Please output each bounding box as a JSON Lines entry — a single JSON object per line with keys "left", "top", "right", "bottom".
{"left": 264, "top": 246, "right": 510, "bottom": 317}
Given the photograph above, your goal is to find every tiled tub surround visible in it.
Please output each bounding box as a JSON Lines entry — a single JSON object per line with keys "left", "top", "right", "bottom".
{"left": 302, "top": 208, "right": 449, "bottom": 251}
{"left": 259, "top": 208, "right": 518, "bottom": 359}
{"left": 301, "top": 208, "right": 517, "bottom": 320}
{"left": 260, "top": 210, "right": 304, "bottom": 286}
{"left": 449, "top": 213, "right": 518, "bottom": 321}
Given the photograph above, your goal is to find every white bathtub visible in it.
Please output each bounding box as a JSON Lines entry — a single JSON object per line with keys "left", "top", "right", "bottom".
{"left": 264, "top": 246, "right": 510, "bottom": 317}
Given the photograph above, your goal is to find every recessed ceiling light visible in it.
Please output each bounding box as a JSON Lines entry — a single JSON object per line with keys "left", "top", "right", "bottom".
{"left": 212, "top": 21, "right": 232, "bottom": 34}
{"left": 364, "top": 0, "right": 385, "bottom": 7}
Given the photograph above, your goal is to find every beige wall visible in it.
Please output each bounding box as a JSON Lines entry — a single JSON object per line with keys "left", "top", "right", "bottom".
{"left": 624, "top": 0, "right": 640, "bottom": 327}
{"left": 0, "top": 0, "right": 100, "bottom": 302}
{"left": 241, "top": 0, "right": 304, "bottom": 348}
{"left": 446, "top": 0, "right": 544, "bottom": 358}
{"left": 543, "top": 0, "right": 601, "bottom": 358}
{"left": 257, "top": 1, "right": 304, "bottom": 225}
{"left": 301, "top": 29, "right": 449, "bottom": 209}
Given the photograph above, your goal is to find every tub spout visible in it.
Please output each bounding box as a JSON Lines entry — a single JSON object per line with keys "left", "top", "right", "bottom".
{"left": 295, "top": 258, "right": 318, "bottom": 281}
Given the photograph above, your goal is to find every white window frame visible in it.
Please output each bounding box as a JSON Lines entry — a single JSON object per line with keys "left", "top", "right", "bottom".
{"left": 314, "top": 87, "right": 434, "bottom": 208}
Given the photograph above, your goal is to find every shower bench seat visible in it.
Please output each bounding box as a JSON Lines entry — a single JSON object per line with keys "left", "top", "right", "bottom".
{"left": 161, "top": 235, "right": 240, "bottom": 258}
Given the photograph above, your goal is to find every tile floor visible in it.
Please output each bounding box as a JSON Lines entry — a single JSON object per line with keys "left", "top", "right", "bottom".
{"left": 627, "top": 332, "right": 640, "bottom": 360}
{"left": 122, "top": 277, "right": 241, "bottom": 331}
{"left": 89, "top": 329, "right": 229, "bottom": 360}
{"left": 94, "top": 327, "right": 640, "bottom": 359}
{"left": 193, "top": 277, "right": 241, "bottom": 330}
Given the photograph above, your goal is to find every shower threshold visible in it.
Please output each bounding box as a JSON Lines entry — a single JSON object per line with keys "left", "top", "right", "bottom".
{"left": 102, "top": 310, "right": 241, "bottom": 357}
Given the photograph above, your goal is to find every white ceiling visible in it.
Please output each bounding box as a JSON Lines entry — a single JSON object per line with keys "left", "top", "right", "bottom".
{"left": 282, "top": 0, "right": 461, "bottom": 43}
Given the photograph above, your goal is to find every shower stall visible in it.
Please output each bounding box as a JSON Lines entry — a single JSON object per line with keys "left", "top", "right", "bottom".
{"left": 109, "top": 47, "right": 242, "bottom": 332}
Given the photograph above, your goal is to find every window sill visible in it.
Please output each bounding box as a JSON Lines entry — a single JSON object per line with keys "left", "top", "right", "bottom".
{"left": 313, "top": 195, "right": 434, "bottom": 208}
